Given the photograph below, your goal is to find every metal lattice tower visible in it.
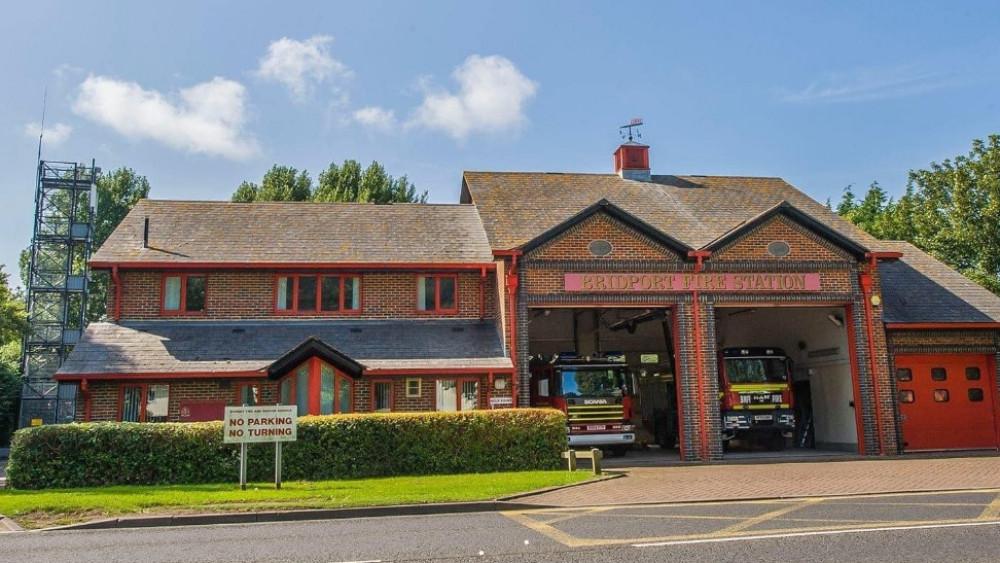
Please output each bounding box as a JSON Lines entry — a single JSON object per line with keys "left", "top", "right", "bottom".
{"left": 19, "top": 160, "right": 97, "bottom": 427}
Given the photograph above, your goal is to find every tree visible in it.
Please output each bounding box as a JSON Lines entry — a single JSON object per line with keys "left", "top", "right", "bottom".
{"left": 0, "top": 266, "right": 28, "bottom": 446}
{"left": 838, "top": 135, "right": 1000, "bottom": 295}
{"left": 234, "top": 160, "right": 428, "bottom": 204}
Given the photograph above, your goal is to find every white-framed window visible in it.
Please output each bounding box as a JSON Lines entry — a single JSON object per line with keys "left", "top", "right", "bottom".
{"left": 405, "top": 378, "right": 421, "bottom": 398}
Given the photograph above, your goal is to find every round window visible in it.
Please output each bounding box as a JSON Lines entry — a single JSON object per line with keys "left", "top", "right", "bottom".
{"left": 767, "top": 241, "right": 791, "bottom": 257}
{"left": 588, "top": 240, "right": 613, "bottom": 257}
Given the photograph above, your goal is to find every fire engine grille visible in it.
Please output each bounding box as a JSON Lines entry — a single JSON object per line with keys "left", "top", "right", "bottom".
{"left": 567, "top": 404, "right": 623, "bottom": 422}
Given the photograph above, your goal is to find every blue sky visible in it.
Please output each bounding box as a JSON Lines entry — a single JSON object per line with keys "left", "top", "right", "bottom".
{"left": 2, "top": 1, "right": 999, "bottom": 284}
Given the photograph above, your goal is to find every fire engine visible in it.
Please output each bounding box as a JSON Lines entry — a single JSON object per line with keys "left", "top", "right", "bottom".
{"left": 530, "top": 353, "right": 636, "bottom": 455}
{"left": 718, "top": 347, "right": 795, "bottom": 449}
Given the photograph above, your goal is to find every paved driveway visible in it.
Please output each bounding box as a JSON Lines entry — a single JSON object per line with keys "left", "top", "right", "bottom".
{"left": 517, "top": 455, "right": 1000, "bottom": 506}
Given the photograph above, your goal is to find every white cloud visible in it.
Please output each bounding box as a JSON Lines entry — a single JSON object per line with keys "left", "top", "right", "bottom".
{"left": 24, "top": 122, "right": 72, "bottom": 147}
{"left": 72, "top": 75, "right": 260, "bottom": 160}
{"left": 253, "top": 35, "right": 352, "bottom": 100}
{"left": 408, "top": 55, "right": 537, "bottom": 140}
{"left": 779, "top": 64, "right": 950, "bottom": 104}
{"left": 353, "top": 106, "right": 397, "bottom": 131}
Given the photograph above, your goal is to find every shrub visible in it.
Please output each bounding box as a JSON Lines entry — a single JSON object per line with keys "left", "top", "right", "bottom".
{"left": 6, "top": 408, "right": 566, "bottom": 489}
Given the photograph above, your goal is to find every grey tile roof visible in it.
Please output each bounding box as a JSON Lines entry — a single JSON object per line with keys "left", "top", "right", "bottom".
{"left": 57, "top": 319, "right": 511, "bottom": 376}
{"left": 91, "top": 200, "right": 494, "bottom": 265}
{"left": 879, "top": 241, "right": 1000, "bottom": 324}
{"left": 461, "top": 172, "right": 885, "bottom": 252}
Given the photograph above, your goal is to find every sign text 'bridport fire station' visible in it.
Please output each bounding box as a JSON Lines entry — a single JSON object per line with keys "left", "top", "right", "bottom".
{"left": 564, "top": 272, "right": 822, "bottom": 292}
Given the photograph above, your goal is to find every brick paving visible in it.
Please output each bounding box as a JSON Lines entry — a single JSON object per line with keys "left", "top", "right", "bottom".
{"left": 517, "top": 455, "right": 1000, "bottom": 506}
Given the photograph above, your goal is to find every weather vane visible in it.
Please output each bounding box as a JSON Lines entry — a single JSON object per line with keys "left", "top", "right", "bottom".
{"left": 619, "top": 117, "right": 643, "bottom": 142}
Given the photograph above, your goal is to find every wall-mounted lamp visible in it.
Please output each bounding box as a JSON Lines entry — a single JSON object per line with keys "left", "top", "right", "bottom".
{"left": 827, "top": 314, "right": 844, "bottom": 327}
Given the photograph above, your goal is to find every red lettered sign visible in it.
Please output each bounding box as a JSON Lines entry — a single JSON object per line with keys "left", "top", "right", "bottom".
{"left": 564, "top": 273, "right": 821, "bottom": 292}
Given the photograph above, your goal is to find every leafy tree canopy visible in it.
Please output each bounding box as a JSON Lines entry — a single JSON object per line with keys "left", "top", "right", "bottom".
{"left": 837, "top": 134, "right": 1000, "bottom": 295}
{"left": 0, "top": 266, "right": 27, "bottom": 446}
{"left": 233, "top": 160, "right": 428, "bottom": 204}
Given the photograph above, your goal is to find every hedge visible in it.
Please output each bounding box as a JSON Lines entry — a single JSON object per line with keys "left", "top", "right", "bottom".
{"left": 5, "top": 408, "right": 567, "bottom": 489}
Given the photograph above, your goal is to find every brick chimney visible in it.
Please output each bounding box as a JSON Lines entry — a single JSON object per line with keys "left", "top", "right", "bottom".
{"left": 614, "top": 141, "right": 650, "bottom": 182}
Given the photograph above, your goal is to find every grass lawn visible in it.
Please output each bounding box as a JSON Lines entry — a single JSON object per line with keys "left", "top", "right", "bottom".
{"left": 0, "top": 470, "right": 593, "bottom": 529}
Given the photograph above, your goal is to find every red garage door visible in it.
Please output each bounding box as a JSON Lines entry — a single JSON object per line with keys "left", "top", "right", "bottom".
{"left": 895, "top": 354, "right": 998, "bottom": 451}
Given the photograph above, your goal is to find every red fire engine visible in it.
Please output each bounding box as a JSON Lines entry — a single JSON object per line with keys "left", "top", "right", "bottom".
{"left": 718, "top": 347, "right": 795, "bottom": 449}
{"left": 530, "top": 353, "right": 636, "bottom": 455}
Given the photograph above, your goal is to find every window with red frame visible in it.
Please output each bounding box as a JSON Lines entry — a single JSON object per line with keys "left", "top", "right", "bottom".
{"left": 237, "top": 383, "right": 261, "bottom": 406}
{"left": 435, "top": 379, "right": 479, "bottom": 411}
{"left": 278, "top": 359, "right": 354, "bottom": 416}
{"left": 276, "top": 275, "right": 360, "bottom": 313}
{"left": 417, "top": 275, "right": 457, "bottom": 313}
{"left": 163, "top": 274, "right": 205, "bottom": 313}
{"left": 120, "top": 384, "right": 170, "bottom": 422}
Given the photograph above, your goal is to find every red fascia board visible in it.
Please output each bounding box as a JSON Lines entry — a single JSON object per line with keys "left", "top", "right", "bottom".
{"left": 55, "top": 371, "right": 267, "bottom": 381}
{"left": 884, "top": 322, "right": 1000, "bottom": 330}
{"left": 364, "top": 367, "right": 515, "bottom": 376}
{"left": 866, "top": 251, "right": 904, "bottom": 260}
{"left": 90, "top": 261, "right": 497, "bottom": 271}
{"left": 492, "top": 250, "right": 523, "bottom": 257}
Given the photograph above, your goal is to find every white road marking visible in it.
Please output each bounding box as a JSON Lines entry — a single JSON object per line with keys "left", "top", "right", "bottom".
{"left": 633, "top": 519, "right": 1000, "bottom": 547}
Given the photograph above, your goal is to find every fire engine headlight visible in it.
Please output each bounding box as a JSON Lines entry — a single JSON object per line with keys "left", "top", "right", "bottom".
{"left": 622, "top": 424, "right": 635, "bottom": 432}
{"left": 725, "top": 415, "right": 741, "bottom": 423}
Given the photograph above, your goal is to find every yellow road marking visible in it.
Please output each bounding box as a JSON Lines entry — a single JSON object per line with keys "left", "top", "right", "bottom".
{"left": 501, "top": 490, "right": 1000, "bottom": 548}
{"left": 536, "top": 506, "right": 615, "bottom": 526}
{"left": 832, "top": 501, "right": 992, "bottom": 508}
{"left": 713, "top": 498, "right": 823, "bottom": 535}
{"left": 977, "top": 494, "right": 1000, "bottom": 520}
{"left": 502, "top": 510, "right": 588, "bottom": 547}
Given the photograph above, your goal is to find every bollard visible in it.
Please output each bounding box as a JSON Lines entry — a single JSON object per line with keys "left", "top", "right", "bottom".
{"left": 563, "top": 449, "right": 578, "bottom": 471}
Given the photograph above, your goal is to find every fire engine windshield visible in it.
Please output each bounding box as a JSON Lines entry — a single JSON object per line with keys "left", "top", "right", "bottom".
{"left": 560, "top": 368, "right": 625, "bottom": 398}
{"left": 724, "top": 358, "right": 789, "bottom": 384}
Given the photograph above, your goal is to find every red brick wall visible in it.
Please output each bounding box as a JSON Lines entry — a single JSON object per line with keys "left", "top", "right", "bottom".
{"left": 78, "top": 379, "right": 279, "bottom": 422}
{"left": 713, "top": 215, "right": 848, "bottom": 262}
{"left": 513, "top": 207, "right": 878, "bottom": 460}
{"left": 110, "top": 270, "right": 497, "bottom": 321}
{"left": 527, "top": 212, "right": 682, "bottom": 262}
{"left": 78, "top": 374, "right": 502, "bottom": 422}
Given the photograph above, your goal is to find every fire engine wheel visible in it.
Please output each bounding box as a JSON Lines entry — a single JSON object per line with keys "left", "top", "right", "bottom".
{"left": 609, "top": 445, "right": 630, "bottom": 457}
{"left": 658, "top": 433, "right": 676, "bottom": 449}
{"left": 766, "top": 431, "right": 786, "bottom": 451}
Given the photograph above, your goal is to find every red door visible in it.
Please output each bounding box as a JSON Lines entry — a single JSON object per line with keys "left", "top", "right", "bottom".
{"left": 895, "top": 354, "right": 999, "bottom": 451}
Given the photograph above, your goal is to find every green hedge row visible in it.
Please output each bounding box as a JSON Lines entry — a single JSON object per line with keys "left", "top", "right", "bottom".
{"left": 5, "top": 409, "right": 567, "bottom": 489}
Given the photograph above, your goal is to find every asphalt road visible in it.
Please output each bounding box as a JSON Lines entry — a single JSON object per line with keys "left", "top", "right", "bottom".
{"left": 4, "top": 490, "right": 1000, "bottom": 562}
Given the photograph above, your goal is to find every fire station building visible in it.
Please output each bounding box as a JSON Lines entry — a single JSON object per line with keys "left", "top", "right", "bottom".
{"left": 55, "top": 141, "right": 1000, "bottom": 461}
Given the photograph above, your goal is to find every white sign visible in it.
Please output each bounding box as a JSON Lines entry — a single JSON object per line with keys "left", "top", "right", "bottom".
{"left": 490, "top": 397, "right": 513, "bottom": 408}
{"left": 224, "top": 405, "right": 298, "bottom": 443}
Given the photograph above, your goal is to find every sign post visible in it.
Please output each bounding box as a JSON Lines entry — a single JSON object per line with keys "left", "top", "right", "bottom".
{"left": 224, "top": 405, "right": 297, "bottom": 490}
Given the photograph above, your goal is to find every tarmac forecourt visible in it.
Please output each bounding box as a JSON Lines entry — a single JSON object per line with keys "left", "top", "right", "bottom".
{"left": 501, "top": 489, "right": 1000, "bottom": 548}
